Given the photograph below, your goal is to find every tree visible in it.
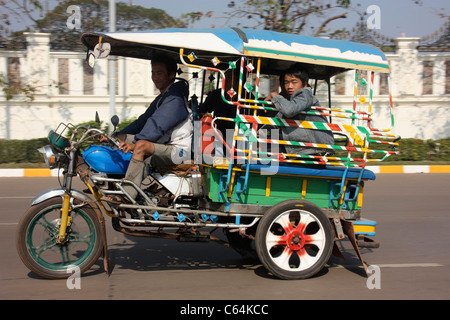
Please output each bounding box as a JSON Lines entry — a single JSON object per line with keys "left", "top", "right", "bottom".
{"left": 0, "top": 0, "right": 44, "bottom": 48}
{"left": 225, "top": 0, "right": 351, "bottom": 36}
{"left": 4, "top": 0, "right": 185, "bottom": 51}
{"left": 35, "top": 0, "right": 185, "bottom": 51}
{"left": 0, "top": 1, "right": 184, "bottom": 102}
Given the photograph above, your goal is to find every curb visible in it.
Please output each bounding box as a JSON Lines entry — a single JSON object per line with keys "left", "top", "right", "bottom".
{"left": 369, "top": 165, "right": 450, "bottom": 174}
{"left": 0, "top": 168, "right": 60, "bottom": 177}
{"left": 0, "top": 165, "right": 450, "bottom": 177}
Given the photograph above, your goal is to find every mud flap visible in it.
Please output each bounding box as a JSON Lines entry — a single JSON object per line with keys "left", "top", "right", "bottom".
{"left": 332, "top": 242, "right": 344, "bottom": 258}
{"left": 341, "top": 219, "right": 368, "bottom": 275}
{"left": 98, "top": 216, "right": 110, "bottom": 275}
{"left": 83, "top": 201, "right": 110, "bottom": 276}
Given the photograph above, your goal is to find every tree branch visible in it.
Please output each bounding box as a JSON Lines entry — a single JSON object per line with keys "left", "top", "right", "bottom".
{"left": 314, "top": 12, "right": 348, "bottom": 37}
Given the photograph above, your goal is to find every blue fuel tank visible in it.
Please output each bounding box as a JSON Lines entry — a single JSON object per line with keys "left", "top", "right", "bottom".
{"left": 82, "top": 145, "right": 131, "bottom": 175}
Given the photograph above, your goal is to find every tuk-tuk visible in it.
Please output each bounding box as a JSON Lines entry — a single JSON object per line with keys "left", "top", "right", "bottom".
{"left": 17, "top": 28, "right": 399, "bottom": 280}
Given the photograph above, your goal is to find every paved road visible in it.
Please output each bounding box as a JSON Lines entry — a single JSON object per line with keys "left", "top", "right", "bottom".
{"left": 1, "top": 174, "right": 450, "bottom": 302}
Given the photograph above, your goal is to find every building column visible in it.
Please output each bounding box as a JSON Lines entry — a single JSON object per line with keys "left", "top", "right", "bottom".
{"left": 24, "top": 32, "right": 51, "bottom": 95}
{"left": 393, "top": 37, "right": 420, "bottom": 96}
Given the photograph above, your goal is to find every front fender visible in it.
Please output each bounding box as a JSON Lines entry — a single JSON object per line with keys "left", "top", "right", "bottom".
{"left": 30, "top": 187, "right": 111, "bottom": 275}
{"left": 31, "top": 188, "right": 92, "bottom": 206}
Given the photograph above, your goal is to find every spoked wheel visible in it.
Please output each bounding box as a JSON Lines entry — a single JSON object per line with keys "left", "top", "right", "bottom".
{"left": 255, "top": 200, "right": 333, "bottom": 280}
{"left": 16, "top": 197, "right": 103, "bottom": 279}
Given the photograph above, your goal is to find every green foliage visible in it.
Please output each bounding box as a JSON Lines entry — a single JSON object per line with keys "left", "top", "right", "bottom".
{"left": 97, "top": 117, "right": 137, "bottom": 134}
{"left": 390, "top": 138, "right": 450, "bottom": 162}
{"left": 117, "top": 117, "right": 137, "bottom": 132}
{"left": 62, "top": 117, "right": 137, "bottom": 150}
{"left": 335, "top": 138, "right": 450, "bottom": 162}
{"left": 1, "top": 136, "right": 448, "bottom": 165}
{"left": 0, "top": 117, "right": 138, "bottom": 164}
{"left": 61, "top": 120, "right": 102, "bottom": 150}
{"left": 0, "top": 74, "right": 36, "bottom": 101}
{"left": 64, "top": 120, "right": 102, "bottom": 139}
{"left": 0, "top": 138, "right": 48, "bottom": 164}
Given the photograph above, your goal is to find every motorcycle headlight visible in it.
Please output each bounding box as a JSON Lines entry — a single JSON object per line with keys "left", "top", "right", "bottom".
{"left": 38, "top": 145, "right": 64, "bottom": 169}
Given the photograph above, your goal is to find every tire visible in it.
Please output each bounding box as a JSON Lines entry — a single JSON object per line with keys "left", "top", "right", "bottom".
{"left": 16, "top": 197, "right": 103, "bottom": 279}
{"left": 255, "top": 200, "right": 333, "bottom": 280}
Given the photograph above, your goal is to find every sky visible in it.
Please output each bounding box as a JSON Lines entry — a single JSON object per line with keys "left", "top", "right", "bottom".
{"left": 5, "top": 0, "right": 450, "bottom": 39}
{"left": 130, "top": 0, "right": 449, "bottom": 38}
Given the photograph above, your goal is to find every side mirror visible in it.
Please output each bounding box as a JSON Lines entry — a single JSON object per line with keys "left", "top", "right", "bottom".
{"left": 95, "top": 111, "right": 101, "bottom": 128}
{"left": 87, "top": 52, "right": 96, "bottom": 68}
{"left": 111, "top": 115, "right": 119, "bottom": 132}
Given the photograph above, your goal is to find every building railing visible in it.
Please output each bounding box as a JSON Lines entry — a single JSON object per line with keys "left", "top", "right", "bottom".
{"left": 0, "top": 32, "right": 449, "bottom": 140}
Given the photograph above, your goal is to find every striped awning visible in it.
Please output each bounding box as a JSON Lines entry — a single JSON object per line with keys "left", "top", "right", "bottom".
{"left": 81, "top": 28, "right": 390, "bottom": 74}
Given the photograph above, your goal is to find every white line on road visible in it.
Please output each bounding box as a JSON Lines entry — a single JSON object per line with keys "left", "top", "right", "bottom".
{"left": 0, "top": 196, "right": 34, "bottom": 199}
{"left": 331, "top": 263, "right": 444, "bottom": 269}
{"left": 370, "top": 263, "right": 444, "bottom": 268}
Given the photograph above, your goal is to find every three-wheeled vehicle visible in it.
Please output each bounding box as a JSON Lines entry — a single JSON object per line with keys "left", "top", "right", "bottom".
{"left": 16, "top": 28, "right": 399, "bottom": 280}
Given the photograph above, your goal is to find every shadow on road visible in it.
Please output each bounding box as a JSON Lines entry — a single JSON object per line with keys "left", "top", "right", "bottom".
{"left": 99, "top": 232, "right": 367, "bottom": 280}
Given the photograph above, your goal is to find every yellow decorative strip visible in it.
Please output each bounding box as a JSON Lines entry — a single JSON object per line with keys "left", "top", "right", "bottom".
{"left": 339, "top": 183, "right": 347, "bottom": 205}
{"left": 301, "top": 179, "right": 307, "bottom": 199}
{"left": 227, "top": 171, "right": 236, "bottom": 198}
{"left": 301, "top": 121, "right": 314, "bottom": 129}
{"left": 342, "top": 124, "right": 356, "bottom": 133}
{"left": 265, "top": 177, "right": 271, "bottom": 197}
{"left": 357, "top": 185, "right": 364, "bottom": 208}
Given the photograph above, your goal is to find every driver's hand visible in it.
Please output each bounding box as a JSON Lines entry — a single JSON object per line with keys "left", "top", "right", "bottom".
{"left": 98, "top": 135, "right": 108, "bottom": 143}
{"left": 264, "top": 92, "right": 279, "bottom": 101}
{"left": 118, "top": 141, "right": 135, "bottom": 154}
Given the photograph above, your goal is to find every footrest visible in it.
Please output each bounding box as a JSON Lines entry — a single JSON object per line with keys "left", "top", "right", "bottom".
{"left": 177, "top": 231, "right": 210, "bottom": 242}
{"left": 357, "top": 235, "right": 380, "bottom": 248}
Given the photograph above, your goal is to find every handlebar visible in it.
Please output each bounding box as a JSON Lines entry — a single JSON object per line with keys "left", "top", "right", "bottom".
{"left": 69, "top": 126, "right": 121, "bottom": 149}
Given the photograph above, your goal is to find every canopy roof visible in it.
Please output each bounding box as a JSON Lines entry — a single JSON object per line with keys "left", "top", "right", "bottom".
{"left": 81, "top": 27, "right": 390, "bottom": 79}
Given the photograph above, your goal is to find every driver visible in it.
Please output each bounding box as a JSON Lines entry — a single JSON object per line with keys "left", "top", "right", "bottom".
{"left": 103, "top": 56, "right": 192, "bottom": 203}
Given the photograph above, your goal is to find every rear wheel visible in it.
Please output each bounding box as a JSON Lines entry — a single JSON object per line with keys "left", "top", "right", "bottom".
{"left": 255, "top": 200, "right": 333, "bottom": 280}
{"left": 16, "top": 197, "right": 103, "bottom": 279}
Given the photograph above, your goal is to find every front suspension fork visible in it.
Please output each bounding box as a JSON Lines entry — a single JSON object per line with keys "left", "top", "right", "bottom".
{"left": 57, "top": 193, "right": 72, "bottom": 243}
{"left": 58, "top": 149, "right": 76, "bottom": 244}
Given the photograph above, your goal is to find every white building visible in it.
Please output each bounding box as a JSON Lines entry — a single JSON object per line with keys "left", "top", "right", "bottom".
{"left": 1, "top": 32, "right": 449, "bottom": 140}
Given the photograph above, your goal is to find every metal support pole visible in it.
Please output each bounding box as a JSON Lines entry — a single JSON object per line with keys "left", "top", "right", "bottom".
{"left": 108, "top": 0, "right": 116, "bottom": 131}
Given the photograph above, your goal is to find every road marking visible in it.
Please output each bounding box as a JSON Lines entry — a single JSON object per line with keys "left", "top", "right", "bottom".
{"left": 0, "top": 196, "right": 34, "bottom": 199}
{"left": 331, "top": 262, "right": 444, "bottom": 269}
{"left": 370, "top": 263, "right": 444, "bottom": 268}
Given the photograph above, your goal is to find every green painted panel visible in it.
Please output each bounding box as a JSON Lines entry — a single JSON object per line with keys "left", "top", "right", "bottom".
{"left": 201, "top": 166, "right": 342, "bottom": 209}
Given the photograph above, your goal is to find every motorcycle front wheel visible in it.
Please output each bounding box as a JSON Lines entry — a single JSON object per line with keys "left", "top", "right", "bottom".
{"left": 16, "top": 197, "right": 103, "bottom": 279}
